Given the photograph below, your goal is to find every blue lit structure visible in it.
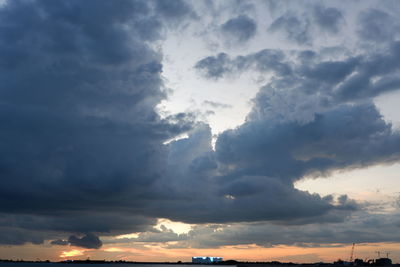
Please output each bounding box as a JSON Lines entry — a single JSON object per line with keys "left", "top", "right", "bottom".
{"left": 192, "top": 257, "right": 223, "bottom": 263}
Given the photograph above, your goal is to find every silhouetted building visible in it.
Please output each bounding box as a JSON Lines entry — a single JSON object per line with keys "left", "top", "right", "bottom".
{"left": 375, "top": 258, "right": 392, "bottom": 266}
{"left": 354, "top": 259, "right": 364, "bottom": 265}
{"left": 192, "top": 257, "right": 223, "bottom": 263}
{"left": 334, "top": 259, "right": 352, "bottom": 265}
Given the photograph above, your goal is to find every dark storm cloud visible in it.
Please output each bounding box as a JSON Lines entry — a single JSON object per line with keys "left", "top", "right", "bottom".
{"left": 0, "top": 213, "right": 155, "bottom": 234}
{"left": 0, "top": 0, "right": 193, "bottom": 246}
{"left": 141, "top": 124, "right": 358, "bottom": 225}
{"left": 221, "top": 15, "right": 257, "bottom": 43}
{"left": 68, "top": 233, "right": 102, "bottom": 249}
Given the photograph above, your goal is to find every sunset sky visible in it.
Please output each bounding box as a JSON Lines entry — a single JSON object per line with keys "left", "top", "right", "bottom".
{"left": 1, "top": 0, "right": 400, "bottom": 263}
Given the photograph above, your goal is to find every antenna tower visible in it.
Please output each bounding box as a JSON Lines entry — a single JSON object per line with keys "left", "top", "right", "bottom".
{"left": 349, "top": 243, "right": 355, "bottom": 262}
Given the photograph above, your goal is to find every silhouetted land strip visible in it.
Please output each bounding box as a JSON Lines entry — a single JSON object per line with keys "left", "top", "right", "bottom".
{"left": 0, "top": 259, "right": 398, "bottom": 266}
{"left": 0, "top": 261, "right": 228, "bottom": 265}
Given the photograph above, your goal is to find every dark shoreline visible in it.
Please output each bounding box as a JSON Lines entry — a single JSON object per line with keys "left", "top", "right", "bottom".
{"left": 0, "top": 260, "right": 399, "bottom": 266}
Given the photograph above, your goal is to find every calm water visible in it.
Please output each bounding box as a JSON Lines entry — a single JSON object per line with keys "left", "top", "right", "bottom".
{"left": 0, "top": 264, "right": 235, "bottom": 267}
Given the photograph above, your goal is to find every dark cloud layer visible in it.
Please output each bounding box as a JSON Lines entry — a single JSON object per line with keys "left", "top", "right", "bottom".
{"left": 0, "top": 228, "right": 44, "bottom": 246}
{"left": 50, "top": 239, "right": 69, "bottom": 246}
{"left": 68, "top": 233, "right": 102, "bottom": 249}
{"left": 106, "top": 198, "right": 400, "bottom": 248}
{"left": 1, "top": 0, "right": 400, "bottom": 250}
{"left": 126, "top": 211, "right": 400, "bottom": 249}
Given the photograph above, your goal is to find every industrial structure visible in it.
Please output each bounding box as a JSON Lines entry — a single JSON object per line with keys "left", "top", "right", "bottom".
{"left": 334, "top": 244, "right": 393, "bottom": 266}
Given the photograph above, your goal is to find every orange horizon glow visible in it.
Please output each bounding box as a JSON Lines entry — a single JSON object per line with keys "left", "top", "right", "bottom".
{"left": 60, "top": 242, "right": 400, "bottom": 263}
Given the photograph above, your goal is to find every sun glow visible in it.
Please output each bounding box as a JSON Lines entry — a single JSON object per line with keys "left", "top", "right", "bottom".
{"left": 116, "top": 233, "right": 140, "bottom": 239}
{"left": 155, "top": 218, "right": 193, "bottom": 234}
{"left": 104, "top": 247, "right": 125, "bottom": 252}
{"left": 60, "top": 249, "right": 84, "bottom": 258}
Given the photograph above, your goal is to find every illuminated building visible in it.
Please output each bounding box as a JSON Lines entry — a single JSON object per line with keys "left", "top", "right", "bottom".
{"left": 192, "top": 256, "right": 223, "bottom": 263}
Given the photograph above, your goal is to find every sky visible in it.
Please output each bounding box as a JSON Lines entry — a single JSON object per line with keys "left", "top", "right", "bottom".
{"left": 0, "top": 0, "right": 400, "bottom": 263}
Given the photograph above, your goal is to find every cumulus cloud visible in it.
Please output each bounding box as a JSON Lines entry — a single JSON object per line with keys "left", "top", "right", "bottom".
{"left": 195, "top": 53, "right": 232, "bottom": 79}
{"left": 357, "top": 8, "right": 400, "bottom": 43}
{"left": 191, "top": 16, "right": 400, "bottom": 232}
{"left": 269, "top": 12, "right": 311, "bottom": 45}
{"left": 201, "top": 41, "right": 400, "bottom": 185}
{"left": 217, "top": 103, "right": 400, "bottom": 183}
{"left": 266, "top": 4, "right": 344, "bottom": 45}
{"left": 194, "top": 49, "right": 291, "bottom": 79}
{"left": 221, "top": 15, "right": 257, "bottom": 44}
{"left": 313, "top": 5, "right": 343, "bottom": 34}
{"left": 195, "top": 41, "right": 400, "bottom": 102}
